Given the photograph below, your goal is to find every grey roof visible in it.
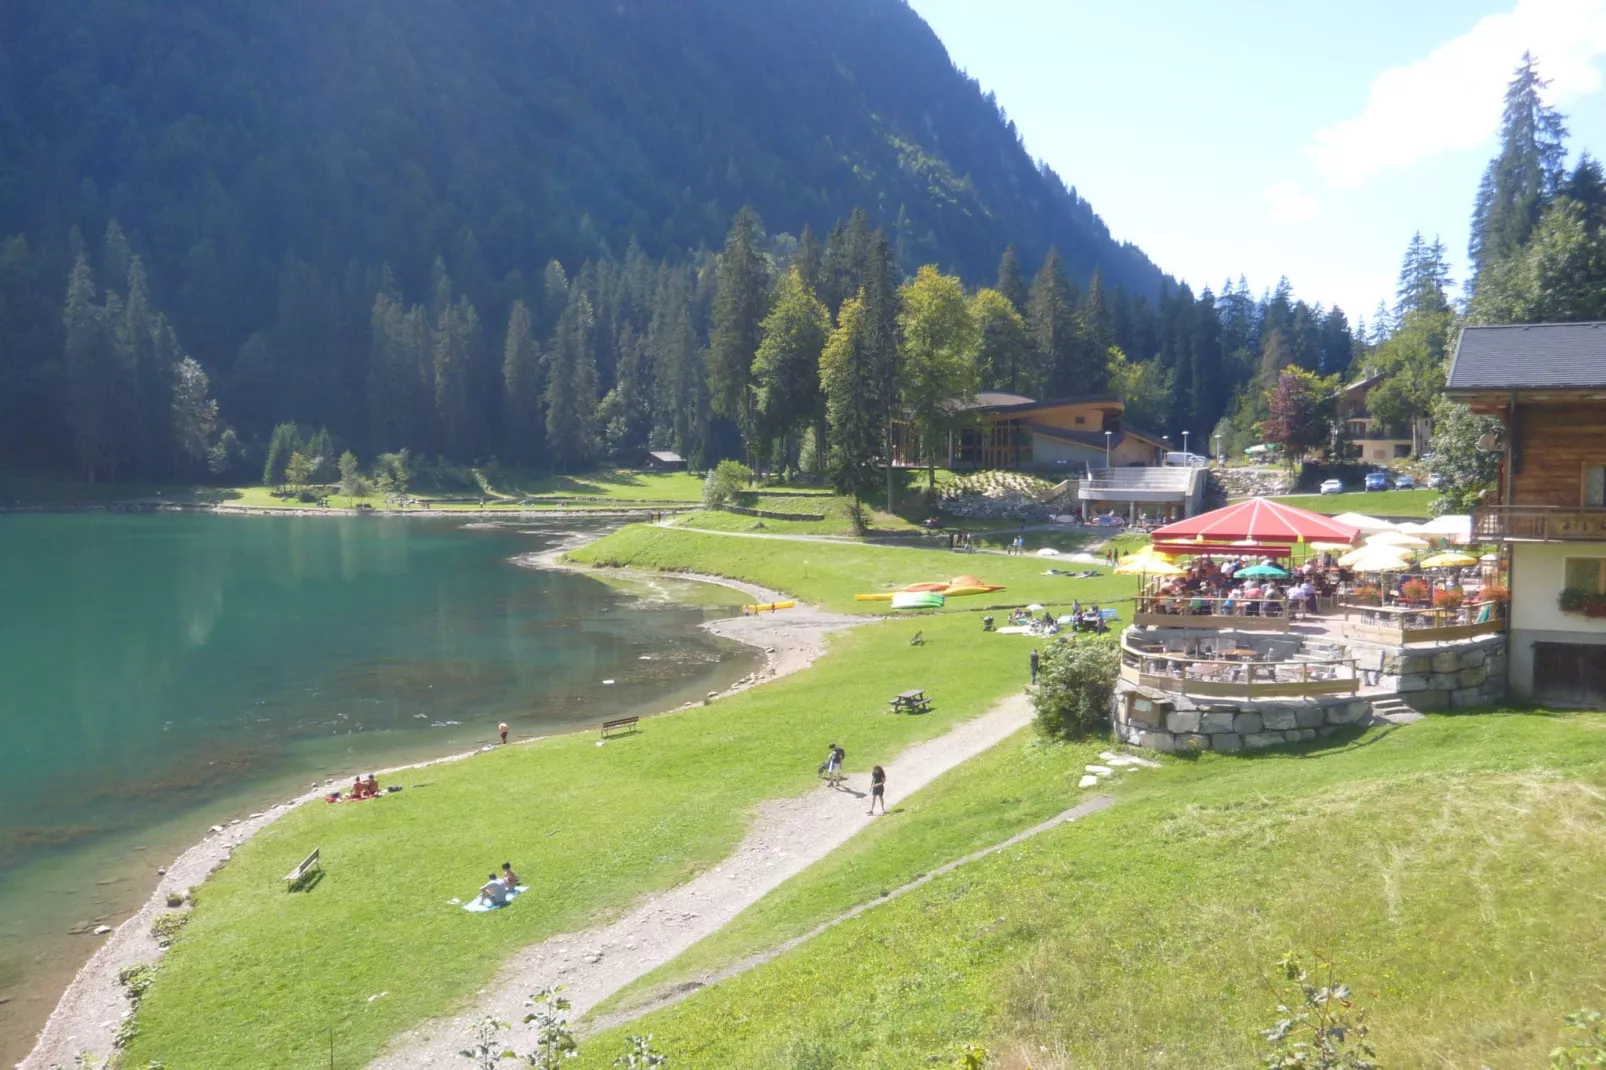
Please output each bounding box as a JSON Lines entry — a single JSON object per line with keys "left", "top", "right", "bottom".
{"left": 1447, "top": 322, "right": 1606, "bottom": 392}
{"left": 646, "top": 450, "right": 684, "bottom": 463}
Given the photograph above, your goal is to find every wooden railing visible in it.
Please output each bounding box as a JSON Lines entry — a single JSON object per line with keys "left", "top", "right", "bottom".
{"left": 1340, "top": 602, "right": 1506, "bottom": 645}
{"left": 1119, "top": 637, "right": 1359, "bottom": 700}
{"left": 1133, "top": 594, "right": 1295, "bottom": 632}
{"left": 1474, "top": 506, "right": 1606, "bottom": 541}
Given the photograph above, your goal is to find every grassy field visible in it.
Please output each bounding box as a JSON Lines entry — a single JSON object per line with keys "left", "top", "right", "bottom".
{"left": 565, "top": 525, "right": 1136, "bottom": 615}
{"left": 572, "top": 711, "right": 1606, "bottom": 1068}
{"left": 674, "top": 493, "right": 922, "bottom": 537}
{"left": 594, "top": 726, "right": 1113, "bottom": 1021}
{"left": 122, "top": 542, "right": 1090, "bottom": 1069}
{"left": 1267, "top": 488, "right": 1440, "bottom": 518}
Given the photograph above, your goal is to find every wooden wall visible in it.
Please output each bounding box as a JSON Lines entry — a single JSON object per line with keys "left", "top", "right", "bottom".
{"left": 1512, "top": 403, "right": 1606, "bottom": 506}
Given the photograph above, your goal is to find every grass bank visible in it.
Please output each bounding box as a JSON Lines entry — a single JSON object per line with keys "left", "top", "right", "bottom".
{"left": 121, "top": 532, "right": 1097, "bottom": 1069}
{"left": 572, "top": 711, "right": 1606, "bottom": 1068}
{"left": 594, "top": 727, "right": 1114, "bottom": 1021}
{"left": 1267, "top": 488, "right": 1440, "bottom": 518}
{"left": 565, "top": 525, "right": 1135, "bottom": 615}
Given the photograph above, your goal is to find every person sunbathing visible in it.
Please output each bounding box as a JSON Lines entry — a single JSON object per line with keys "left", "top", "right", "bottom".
{"left": 362, "top": 774, "right": 380, "bottom": 796}
{"left": 478, "top": 873, "right": 510, "bottom": 907}
{"left": 501, "top": 862, "right": 521, "bottom": 888}
{"left": 348, "top": 776, "right": 367, "bottom": 799}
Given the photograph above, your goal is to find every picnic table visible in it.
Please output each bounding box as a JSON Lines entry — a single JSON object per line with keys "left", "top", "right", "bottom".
{"left": 890, "top": 689, "right": 932, "bottom": 714}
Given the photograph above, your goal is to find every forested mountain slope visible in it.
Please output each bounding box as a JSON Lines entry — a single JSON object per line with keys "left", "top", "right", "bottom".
{"left": 0, "top": 0, "right": 1158, "bottom": 372}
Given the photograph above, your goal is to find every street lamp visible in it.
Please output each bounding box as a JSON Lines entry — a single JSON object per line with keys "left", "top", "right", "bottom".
{"left": 1182, "top": 429, "right": 1190, "bottom": 457}
{"left": 1214, "top": 433, "right": 1223, "bottom": 464}
{"left": 1104, "top": 430, "right": 1112, "bottom": 469}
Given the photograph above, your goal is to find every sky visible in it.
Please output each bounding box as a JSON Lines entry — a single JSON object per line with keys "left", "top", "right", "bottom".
{"left": 906, "top": 0, "right": 1606, "bottom": 327}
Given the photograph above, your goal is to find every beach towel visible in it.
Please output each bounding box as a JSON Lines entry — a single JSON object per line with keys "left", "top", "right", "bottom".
{"left": 461, "top": 885, "right": 528, "bottom": 912}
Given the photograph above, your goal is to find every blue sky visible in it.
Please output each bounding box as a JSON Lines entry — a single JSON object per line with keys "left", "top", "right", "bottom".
{"left": 907, "top": 0, "right": 1606, "bottom": 327}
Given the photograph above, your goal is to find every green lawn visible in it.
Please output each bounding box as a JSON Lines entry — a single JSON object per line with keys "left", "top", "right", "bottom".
{"left": 122, "top": 580, "right": 1080, "bottom": 1069}
{"left": 1266, "top": 488, "right": 1440, "bottom": 518}
{"left": 573, "top": 711, "right": 1606, "bottom": 1068}
{"left": 564, "top": 525, "right": 1136, "bottom": 615}
{"left": 673, "top": 494, "right": 923, "bottom": 537}
{"left": 593, "top": 726, "right": 1113, "bottom": 1022}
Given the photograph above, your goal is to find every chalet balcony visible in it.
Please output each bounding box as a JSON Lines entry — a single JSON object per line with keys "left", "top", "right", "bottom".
{"left": 1473, "top": 506, "right": 1606, "bottom": 542}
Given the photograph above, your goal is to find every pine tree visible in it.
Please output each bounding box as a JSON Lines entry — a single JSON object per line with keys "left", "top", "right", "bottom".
{"left": 647, "top": 268, "right": 707, "bottom": 465}
{"left": 706, "top": 208, "right": 770, "bottom": 461}
{"left": 502, "top": 299, "right": 544, "bottom": 468}
{"left": 1468, "top": 52, "right": 1570, "bottom": 288}
{"left": 819, "top": 294, "right": 882, "bottom": 508}
{"left": 545, "top": 289, "right": 599, "bottom": 472}
{"left": 433, "top": 294, "right": 480, "bottom": 459}
{"left": 1395, "top": 232, "right": 1452, "bottom": 318}
{"left": 63, "top": 254, "right": 117, "bottom": 481}
{"left": 996, "top": 245, "right": 1027, "bottom": 315}
{"left": 793, "top": 224, "right": 824, "bottom": 299}
{"left": 1026, "top": 247, "right": 1076, "bottom": 396}
{"left": 598, "top": 323, "right": 652, "bottom": 463}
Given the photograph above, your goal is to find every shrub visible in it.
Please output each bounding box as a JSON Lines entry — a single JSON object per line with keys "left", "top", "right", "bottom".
{"left": 1399, "top": 578, "right": 1430, "bottom": 603}
{"left": 1261, "top": 952, "right": 1377, "bottom": 1069}
{"left": 701, "top": 460, "right": 754, "bottom": 508}
{"left": 1433, "top": 588, "right": 1463, "bottom": 611}
{"left": 1032, "top": 638, "right": 1119, "bottom": 740}
{"left": 1550, "top": 1008, "right": 1606, "bottom": 1068}
{"left": 150, "top": 911, "right": 189, "bottom": 948}
{"left": 118, "top": 963, "right": 158, "bottom": 1007}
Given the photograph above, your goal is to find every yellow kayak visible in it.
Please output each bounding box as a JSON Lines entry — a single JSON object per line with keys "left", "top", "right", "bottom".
{"left": 854, "top": 593, "right": 895, "bottom": 601}
{"left": 743, "top": 601, "right": 796, "bottom": 613}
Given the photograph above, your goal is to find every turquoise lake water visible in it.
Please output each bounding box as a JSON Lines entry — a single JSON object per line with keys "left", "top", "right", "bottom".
{"left": 0, "top": 513, "right": 754, "bottom": 1061}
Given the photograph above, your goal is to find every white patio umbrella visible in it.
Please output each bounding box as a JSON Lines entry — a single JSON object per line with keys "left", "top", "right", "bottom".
{"left": 1339, "top": 544, "right": 1413, "bottom": 571}
{"left": 1330, "top": 512, "right": 1396, "bottom": 535}
{"left": 1365, "top": 530, "right": 1430, "bottom": 550}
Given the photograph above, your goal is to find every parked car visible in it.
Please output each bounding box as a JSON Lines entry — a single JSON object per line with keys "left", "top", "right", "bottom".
{"left": 1428, "top": 472, "right": 1446, "bottom": 489}
{"left": 1364, "top": 472, "right": 1389, "bottom": 491}
{"left": 1394, "top": 474, "right": 1416, "bottom": 489}
{"left": 1319, "top": 479, "right": 1344, "bottom": 495}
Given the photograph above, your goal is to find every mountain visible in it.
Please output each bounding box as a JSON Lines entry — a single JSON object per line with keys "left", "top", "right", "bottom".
{"left": 0, "top": 0, "right": 1168, "bottom": 472}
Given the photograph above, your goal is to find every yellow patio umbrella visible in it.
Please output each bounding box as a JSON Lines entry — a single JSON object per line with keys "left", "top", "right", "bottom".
{"left": 1115, "top": 560, "right": 1184, "bottom": 576}
{"left": 1339, "top": 544, "right": 1413, "bottom": 571}
{"left": 1420, "top": 551, "right": 1479, "bottom": 568}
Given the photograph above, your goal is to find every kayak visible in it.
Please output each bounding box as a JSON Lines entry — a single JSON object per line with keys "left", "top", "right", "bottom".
{"left": 890, "top": 592, "right": 945, "bottom": 610}
{"left": 902, "top": 582, "right": 951, "bottom": 592}
{"left": 940, "top": 584, "right": 1004, "bottom": 597}
{"left": 743, "top": 601, "right": 796, "bottom": 613}
{"left": 854, "top": 593, "right": 895, "bottom": 601}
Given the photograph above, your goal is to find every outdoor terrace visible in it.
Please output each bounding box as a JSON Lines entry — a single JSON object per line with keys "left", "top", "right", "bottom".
{"left": 1119, "top": 632, "right": 1361, "bottom": 701}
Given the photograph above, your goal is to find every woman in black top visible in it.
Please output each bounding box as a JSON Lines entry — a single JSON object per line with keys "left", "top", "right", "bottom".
{"left": 868, "top": 765, "right": 886, "bottom": 814}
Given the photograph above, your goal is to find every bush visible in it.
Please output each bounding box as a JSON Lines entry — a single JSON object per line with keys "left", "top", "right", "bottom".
{"left": 701, "top": 460, "right": 754, "bottom": 508}
{"left": 1032, "top": 638, "right": 1119, "bottom": 740}
{"left": 1433, "top": 588, "right": 1464, "bottom": 611}
{"left": 150, "top": 911, "right": 189, "bottom": 948}
{"left": 1399, "top": 579, "right": 1430, "bottom": 604}
{"left": 118, "top": 962, "right": 159, "bottom": 1007}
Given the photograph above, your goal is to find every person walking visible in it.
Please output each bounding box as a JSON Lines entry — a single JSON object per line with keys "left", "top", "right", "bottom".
{"left": 1030, "top": 647, "right": 1040, "bottom": 686}
{"left": 498, "top": 722, "right": 509, "bottom": 745}
{"left": 868, "top": 765, "right": 887, "bottom": 815}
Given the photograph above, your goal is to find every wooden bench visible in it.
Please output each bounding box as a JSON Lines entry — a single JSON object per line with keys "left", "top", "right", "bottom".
{"left": 890, "top": 689, "right": 932, "bottom": 714}
{"left": 284, "top": 848, "right": 321, "bottom": 891}
{"left": 601, "top": 716, "right": 640, "bottom": 739}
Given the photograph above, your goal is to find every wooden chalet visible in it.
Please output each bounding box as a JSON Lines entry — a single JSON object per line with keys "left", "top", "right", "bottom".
{"left": 1446, "top": 321, "right": 1606, "bottom": 707}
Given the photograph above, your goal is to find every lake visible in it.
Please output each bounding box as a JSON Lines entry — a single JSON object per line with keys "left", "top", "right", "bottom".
{"left": 0, "top": 512, "right": 755, "bottom": 1062}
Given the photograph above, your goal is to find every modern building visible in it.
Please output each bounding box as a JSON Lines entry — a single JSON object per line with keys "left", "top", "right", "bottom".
{"left": 1447, "top": 321, "right": 1606, "bottom": 707}
{"left": 1337, "top": 372, "right": 1416, "bottom": 462}
{"left": 893, "top": 393, "right": 1169, "bottom": 472}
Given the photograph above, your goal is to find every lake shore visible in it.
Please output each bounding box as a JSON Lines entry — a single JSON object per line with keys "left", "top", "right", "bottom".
{"left": 19, "top": 538, "right": 858, "bottom": 1070}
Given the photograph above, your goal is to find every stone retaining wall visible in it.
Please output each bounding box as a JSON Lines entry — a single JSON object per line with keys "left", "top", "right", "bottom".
{"left": 1110, "top": 632, "right": 1509, "bottom": 752}
{"left": 1374, "top": 633, "right": 1507, "bottom": 711}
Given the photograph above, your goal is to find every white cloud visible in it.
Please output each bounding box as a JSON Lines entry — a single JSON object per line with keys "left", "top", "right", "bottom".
{"left": 1308, "top": 0, "right": 1606, "bottom": 188}
{"left": 1264, "top": 180, "right": 1319, "bottom": 223}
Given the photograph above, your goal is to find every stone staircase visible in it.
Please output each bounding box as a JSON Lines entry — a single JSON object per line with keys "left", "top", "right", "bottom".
{"left": 1368, "top": 696, "right": 1424, "bottom": 725}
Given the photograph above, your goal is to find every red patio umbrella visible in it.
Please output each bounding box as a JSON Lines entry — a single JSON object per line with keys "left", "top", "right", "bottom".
{"left": 1150, "top": 498, "right": 1360, "bottom": 546}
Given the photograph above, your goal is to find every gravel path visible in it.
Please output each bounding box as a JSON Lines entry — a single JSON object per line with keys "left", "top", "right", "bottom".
{"left": 584, "top": 792, "right": 1116, "bottom": 1035}
{"left": 366, "top": 693, "right": 1036, "bottom": 1069}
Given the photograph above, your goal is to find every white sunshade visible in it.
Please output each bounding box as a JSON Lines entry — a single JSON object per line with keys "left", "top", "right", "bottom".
{"left": 1339, "top": 544, "right": 1413, "bottom": 571}
{"left": 1365, "top": 530, "right": 1431, "bottom": 549}
{"left": 1330, "top": 512, "right": 1397, "bottom": 535}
